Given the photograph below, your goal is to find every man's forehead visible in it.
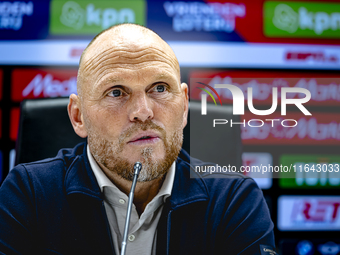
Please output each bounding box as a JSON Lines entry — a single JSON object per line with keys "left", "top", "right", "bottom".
{"left": 83, "top": 26, "right": 176, "bottom": 65}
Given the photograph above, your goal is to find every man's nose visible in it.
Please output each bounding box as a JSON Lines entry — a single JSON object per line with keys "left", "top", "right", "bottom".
{"left": 129, "top": 93, "right": 154, "bottom": 122}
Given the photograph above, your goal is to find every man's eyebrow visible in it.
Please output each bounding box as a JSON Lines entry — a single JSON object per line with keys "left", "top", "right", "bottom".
{"left": 96, "top": 77, "right": 124, "bottom": 89}
{"left": 101, "top": 77, "right": 122, "bottom": 84}
{"left": 153, "top": 73, "right": 177, "bottom": 82}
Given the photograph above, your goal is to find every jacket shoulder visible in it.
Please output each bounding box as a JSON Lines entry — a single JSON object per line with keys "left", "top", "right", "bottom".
{"left": 10, "top": 142, "right": 87, "bottom": 186}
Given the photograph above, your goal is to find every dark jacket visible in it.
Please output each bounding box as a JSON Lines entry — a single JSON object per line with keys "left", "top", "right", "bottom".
{"left": 0, "top": 143, "right": 275, "bottom": 255}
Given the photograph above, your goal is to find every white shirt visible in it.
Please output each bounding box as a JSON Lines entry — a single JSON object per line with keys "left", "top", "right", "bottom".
{"left": 87, "top": 146, "right": 175, "bottom": 255}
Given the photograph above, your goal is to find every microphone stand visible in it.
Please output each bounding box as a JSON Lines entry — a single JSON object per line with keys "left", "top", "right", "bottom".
{"left": 120, "top": 162, "right": 142, "bottom": 255}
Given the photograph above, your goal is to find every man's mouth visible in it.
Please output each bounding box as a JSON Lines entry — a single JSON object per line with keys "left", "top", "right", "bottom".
{"left": 128, "top": 132, "right": 161, "bottom": 145}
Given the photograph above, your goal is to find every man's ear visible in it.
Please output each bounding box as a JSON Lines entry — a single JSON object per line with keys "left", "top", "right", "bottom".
{"left": 181, "top": 82, "right": 189, "bottom": 128}
{"left": 68, "top": 94, "right": 88, "bottom": 138}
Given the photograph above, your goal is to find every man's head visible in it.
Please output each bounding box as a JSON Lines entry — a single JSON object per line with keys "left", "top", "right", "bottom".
{"left": 68, "top": 24, "right": 188, "bottom": 182}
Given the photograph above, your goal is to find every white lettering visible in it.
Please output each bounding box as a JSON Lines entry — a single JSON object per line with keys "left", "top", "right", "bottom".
{"left": 22, "top": 74, "right": 77, "bottom": 98}
{"left": 164, "top": 1, "right": 244, "bottom": 33}
{"left": 281, "top": 87, "right": 312, "bottom": 115}
{"left": 298, "top": 6, "right": 340, "bottom": 34}
{"left": 248, "top": 119, "right": 264, "bottom": 127}
{"left": 314, "top": 12, "right": 329, "bottom": 35}
{"left": 87, "top": 4, "right": 101, "bottom": 26}
{"left": 248, "top": 87, "right": 278, "bottom": 115}
{"left": 0, "top": 1, "right": 33, "bottom": 30}
{"left": 299, "top": 7, "right": 313, "bottom": 30}
{"left": 265, "top": 119, "right": 280, "bottom": 127}
{"left": 215, "top": 84, "right": 244, "bottom": 115}
{"left": 119, "top": 8, "right": 134, "bottom": 23}
{"left": 281, "top": 119, "right": 298, "bottom": 127}
{"left": 102, "top": 8, "right": 117, "bottom": 29}
{"left": 230, "top": 119, "right": 246, "bottom": 127}
{"left": 205, "top": 84, "right": 311, "bottom": 116}
{"left": 213, "top": 119, "right": 228, "bottom": 127}
{"left": 86, "top": 5, "right": 135, "bottom": 29}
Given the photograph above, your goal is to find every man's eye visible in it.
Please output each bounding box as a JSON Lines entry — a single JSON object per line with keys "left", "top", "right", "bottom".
{"left": 109, "top": 89, "right": 122, "bottom": 97}
{"left": 155, "top": 85, "right": 166, "bottom": 93}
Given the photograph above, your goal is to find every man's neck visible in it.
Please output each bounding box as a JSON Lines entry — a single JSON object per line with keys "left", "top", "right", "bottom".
{"left": 98, "top": 162, "right": 165, "bottom": 216}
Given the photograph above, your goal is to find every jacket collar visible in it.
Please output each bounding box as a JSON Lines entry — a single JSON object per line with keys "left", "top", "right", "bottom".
{"left": 64, "top": 143, "right": 102, "bottom": 200}
{"left": 64, "top": 143, "right": 209, "bottom": 206}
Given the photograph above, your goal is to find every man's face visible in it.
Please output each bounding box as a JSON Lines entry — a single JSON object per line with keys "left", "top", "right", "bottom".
{"left": 78, "top": 31, "right": 188, "bottom": 182}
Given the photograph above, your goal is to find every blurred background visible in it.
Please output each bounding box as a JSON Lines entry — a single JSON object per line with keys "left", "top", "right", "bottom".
{"left": 0, "top": 0, "right": 339, "bottom": 254}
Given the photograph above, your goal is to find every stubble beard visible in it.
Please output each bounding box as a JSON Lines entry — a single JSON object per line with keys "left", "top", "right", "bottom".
{"left": 87, "top": 120, "right": 183, "bottom": 182}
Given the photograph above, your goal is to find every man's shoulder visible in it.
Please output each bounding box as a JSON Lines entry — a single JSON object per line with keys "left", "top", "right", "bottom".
{"left": 10, "top": 142, "right": 87, "bottom": 185}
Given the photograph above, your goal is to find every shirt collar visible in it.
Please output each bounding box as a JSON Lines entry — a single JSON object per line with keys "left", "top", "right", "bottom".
{"left": 87, "top": 145, "right": 175, "bottom": 201}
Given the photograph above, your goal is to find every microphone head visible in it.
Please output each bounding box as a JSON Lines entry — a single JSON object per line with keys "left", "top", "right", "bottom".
{"left": 133, "top": 162, "right": 142, "bottom": 175}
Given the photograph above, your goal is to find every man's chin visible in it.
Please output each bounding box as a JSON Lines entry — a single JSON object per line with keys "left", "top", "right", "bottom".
{"left": 121, "top": 148, "right": 166, "bottom": 165}
{"left": 109, "top": 149, "right": 167, "bottom": 181}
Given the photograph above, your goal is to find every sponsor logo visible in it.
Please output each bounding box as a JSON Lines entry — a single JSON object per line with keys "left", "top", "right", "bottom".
{"left": 163, "top": 1, "right": 245, "bottom": 32}
{"left": 295, "top": 201, "right": 339, "bottom": 222}
{"left": 264, "top": 1, "right": 340, "bottom": 38}
{"left": 0, "top": 1, "right": 33, "bottom": 30}
{"left": 278, "top": 196, "right": 340, "bottom": 231}
{"left": 280, "top": 155, "right": 340, "bottom": 188}
{"left": 22, "top": 74, "right": 77, "bottom": 98}
{"left": 50, "top": 0, "right": 145, "bottom": 34}
{"left": 11, "top": 69, "right": 78, "bottom": 101}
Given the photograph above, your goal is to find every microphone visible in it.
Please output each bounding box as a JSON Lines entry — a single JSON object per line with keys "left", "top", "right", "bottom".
{"left": 121, "top": 162, "right": 142, "bottom": 255}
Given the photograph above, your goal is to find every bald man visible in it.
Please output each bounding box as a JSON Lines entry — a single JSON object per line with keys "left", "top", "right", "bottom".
{"left": 0, "top": 24, "right": 276, "bottom": 255}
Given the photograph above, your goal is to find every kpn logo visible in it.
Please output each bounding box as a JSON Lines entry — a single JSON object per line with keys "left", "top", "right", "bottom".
{"left": 50, "top": 0, "right": 145, "bottom": 35}
{"left": 196, "top": 82, "right": 311, "bottom": 128}
{"left": 264, "top": 1, "right": 340, "bottom": 38}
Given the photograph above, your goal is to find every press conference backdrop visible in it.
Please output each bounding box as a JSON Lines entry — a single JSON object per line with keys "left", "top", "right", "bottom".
{"left": 0, "top": 1, "right": 340, "bottom": 254}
